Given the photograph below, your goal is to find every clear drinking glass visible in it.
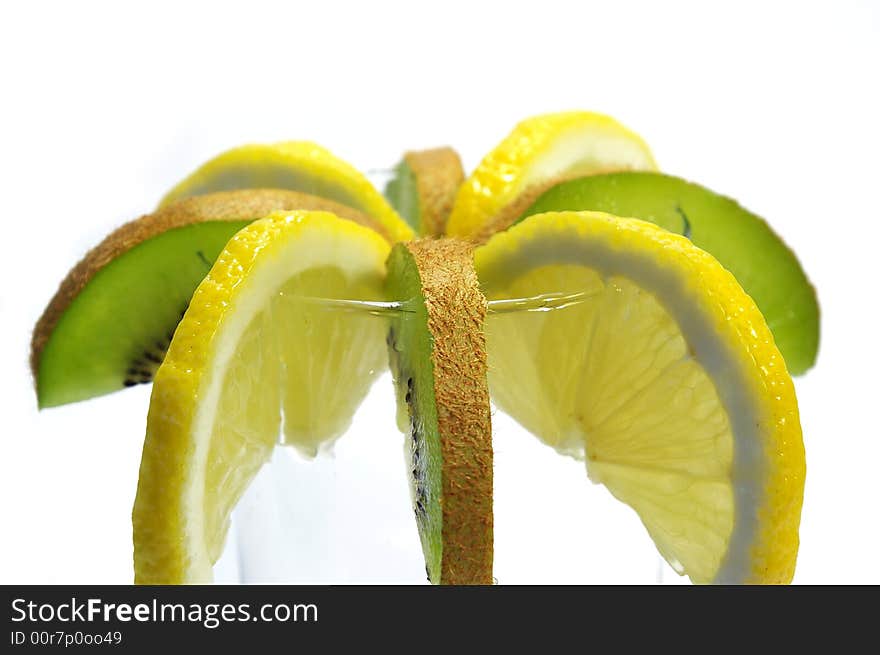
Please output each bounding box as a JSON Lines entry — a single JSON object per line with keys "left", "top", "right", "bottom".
{"left": 213, "top": 171, "right": 684, "bottom": 585}
{"left": 213, "top": 300, "right": 685, "bottom": 585}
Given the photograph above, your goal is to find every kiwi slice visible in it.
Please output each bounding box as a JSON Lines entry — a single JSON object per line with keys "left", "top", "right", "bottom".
{"left": 515, "top": 172, "right": 820, "bottom": 374}
{"left": 384, "top": 148, "right": 465, "bottom": 236}
{"left": 385, "top": 238, "right": 493, "bottom": 584}
{"left": 31, "top": 189, "right": 385, "bottom": 408}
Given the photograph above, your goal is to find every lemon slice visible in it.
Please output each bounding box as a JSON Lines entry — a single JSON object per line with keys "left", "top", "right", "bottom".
{"left": 132, "top": 211, "right": 390, "bottom": 584}
{"left": 475, "top": 211, "right": 805, "bottom": 584}
{"left": 446, "top": 111, "right": 658, "bottom": 240}
{"left": 160, "top": 141, "right": 414, "bottom": 243}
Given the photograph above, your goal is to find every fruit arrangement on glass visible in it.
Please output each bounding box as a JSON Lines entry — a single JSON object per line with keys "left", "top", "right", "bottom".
{"left": 31, "top": 112, "right": 817, "bottom": 584}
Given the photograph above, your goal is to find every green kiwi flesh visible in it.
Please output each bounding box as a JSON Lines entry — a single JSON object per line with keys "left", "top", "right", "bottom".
{"left": 36, "top": 221, "right": 246, "bottom": 408}
{"left": 385, "top": 238, "right": 493, "bottom": 584}
{"left": 384, "top": 148, "right": 464, "bottom": 237}
{"left": 384, "top": 160, "right": 421, "bottom": 232}
{"left": 519, "top": 172, "right": 820, "bottom": 374}
{"left": 32, "top": 189, "right": 385, "bottom": 408}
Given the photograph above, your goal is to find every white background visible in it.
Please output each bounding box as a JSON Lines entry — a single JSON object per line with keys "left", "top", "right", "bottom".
{"left": 1, "top": 1, "right": 878, "bottom": 584}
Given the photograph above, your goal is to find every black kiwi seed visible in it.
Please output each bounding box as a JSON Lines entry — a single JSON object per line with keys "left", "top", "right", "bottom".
{"left": 123, "top": 327, "right": 178, "bottom": 387}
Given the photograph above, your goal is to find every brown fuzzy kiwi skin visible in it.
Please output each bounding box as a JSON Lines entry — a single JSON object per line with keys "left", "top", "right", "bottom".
{"left": 30, "top": 189, "right": 387, "bottom": 385}
{"left": 404, "top": 148, "right": 464, "bottom": 237}
{"left": 403, "top": 238, "right": 493, "bottom": 585}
